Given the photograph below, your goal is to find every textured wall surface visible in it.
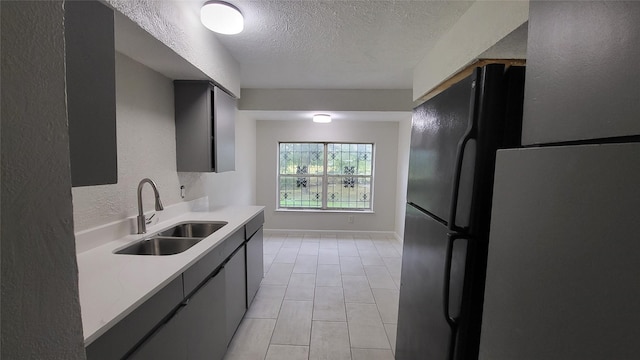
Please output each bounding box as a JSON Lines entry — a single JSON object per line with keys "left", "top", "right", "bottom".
{"left": 105, "top": 0, "right": 240, "bottom": 96}
{"left": 1, "top": 1, "right": 86, "bottom": 358}
{"left": 72, "top": 53, "right": 207, "bottom": 232}
{"left": 413, "top": 0, "right": 529, "bottom": 100}
{"left": 256, "top": 120, "right": 399, "bottom": 232}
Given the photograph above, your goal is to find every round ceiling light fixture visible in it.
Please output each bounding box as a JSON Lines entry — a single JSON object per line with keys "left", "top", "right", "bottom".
{"left": 313, "top": 114, "right": 332, "bottom": 123}
{"left": 200, "top": 1, "right": 244, "bottom": 35}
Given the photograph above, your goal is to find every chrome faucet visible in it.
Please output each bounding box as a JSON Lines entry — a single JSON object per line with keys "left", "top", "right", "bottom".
{"left": 137, "top": 178, "right": 164, "bottom": 234}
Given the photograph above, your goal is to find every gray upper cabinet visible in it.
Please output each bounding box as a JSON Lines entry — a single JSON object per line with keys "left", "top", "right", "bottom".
{"left": 174, "top": 81, "right": 236, "bottom": 172}
{"left": 522, "top": 1, "right": 640, "bottom": 145}
{"left": 65, "top": 0, "right": 117, "bottom": 186}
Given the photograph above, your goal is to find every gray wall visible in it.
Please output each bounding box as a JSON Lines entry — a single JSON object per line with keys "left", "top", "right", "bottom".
{"left": 1, "top": 1, "right": 86, "bottom": 358}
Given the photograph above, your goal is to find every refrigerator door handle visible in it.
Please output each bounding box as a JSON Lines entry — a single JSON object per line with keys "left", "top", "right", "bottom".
{"left": 443, "top": 232, "right": 468, "bottom": 329}
{"left": 449, "top": 106, "right": 477, "bottom": 232}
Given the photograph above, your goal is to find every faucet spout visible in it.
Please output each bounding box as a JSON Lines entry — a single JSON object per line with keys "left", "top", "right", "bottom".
{"left": 137, "top": 178, "right": 164, "bottom": 234}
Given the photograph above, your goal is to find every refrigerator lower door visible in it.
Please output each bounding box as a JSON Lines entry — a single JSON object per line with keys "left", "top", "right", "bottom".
{"left": 480, "top": 143, "right": 640, "bottom": 360}
{"left": 397, "top": 204, "right": 463, "bottom": 360}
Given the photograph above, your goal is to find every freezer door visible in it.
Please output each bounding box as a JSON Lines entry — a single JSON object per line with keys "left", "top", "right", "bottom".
{"left": 407, "top": 73, "right": 476, "bottom": 223}
{"left": 397, "top": 205, "right": 467, "bottom": 360}
{"left": 481, "top": 143, "right": 640, "bottom": 360}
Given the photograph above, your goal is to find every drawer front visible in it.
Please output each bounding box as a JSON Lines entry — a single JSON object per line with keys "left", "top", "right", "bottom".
{"left": 183, "top": 229, "right": 244, "bottom": 296}
{"left": 86, "top": 277, "right": 183, "bottom": 360}
{"left": 183, "top": 245, "right": 226, "bottom": 297}
{"left": 245, "top": 211, "right": 264, "bottom": 240}
{"left": 224, "top": 228, "right": 245, "bottom": 258}
{"left": 127, "top": 303, "right": 188, "bottom": 360}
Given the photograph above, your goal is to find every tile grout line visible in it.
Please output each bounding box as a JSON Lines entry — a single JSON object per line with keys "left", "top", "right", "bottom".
{"left": 306, "top": 232, "right": 316, "bottom": 360}
{"left": 241, "top": 231, "right": 401, "bottom": 360}
{"left": 265, "top": 233, "right": 299, "bottom": 359}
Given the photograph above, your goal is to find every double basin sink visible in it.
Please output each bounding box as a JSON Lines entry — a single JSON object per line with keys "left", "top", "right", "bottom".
{"left": 115, "top": 221, "right": 227, "bottom": 256}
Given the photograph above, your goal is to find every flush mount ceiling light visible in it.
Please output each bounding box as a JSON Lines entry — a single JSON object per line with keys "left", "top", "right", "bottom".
{"left": 313, "top": 114, "right": 332, "bottom": 123}
{"left": 200, "top": 1, "right": 244, "bottom": 35}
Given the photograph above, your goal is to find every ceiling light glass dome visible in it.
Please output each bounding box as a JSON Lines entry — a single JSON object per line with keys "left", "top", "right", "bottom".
{"left": 200, "top": 1, "right": 244, "bottom": 35}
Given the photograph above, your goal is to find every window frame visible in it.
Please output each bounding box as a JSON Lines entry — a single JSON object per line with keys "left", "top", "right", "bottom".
{"left": 277, "top": 142, "right": 375, "bottom": 212}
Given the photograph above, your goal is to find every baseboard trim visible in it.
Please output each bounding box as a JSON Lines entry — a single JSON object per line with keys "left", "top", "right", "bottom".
{"left": 264, "top": 228, "right": 403, "bottom": 243}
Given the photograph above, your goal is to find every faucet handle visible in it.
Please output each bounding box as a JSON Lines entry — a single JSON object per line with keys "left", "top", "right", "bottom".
{"left": 145, "top": 213, "right": 155, "bottom": 225}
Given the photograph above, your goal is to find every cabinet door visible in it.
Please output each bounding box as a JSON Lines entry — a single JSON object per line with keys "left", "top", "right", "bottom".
{"left": 213, "top": 86, "right": 236, "bottom": 172}
{"left": 175, "top": 81, "right": 212, "bottom": 172}
{"left": 246, "top": 227, "right": 264, "bottom": 307}
{"left": 65, "top": 0, "right": 117, "bottom": 186}
{"left": 186, "top": 268, "right": 227, "bottom": 360}
{"left": 128, "top": 305, "right": 188, "bottom": 360}
{"left": 481, "top": 144, "right": 640, "bottom": 359}
{"left": 225, "top": 246, "right": 247, "bottom": 345}
{"left": 174, "top": 81, "right": 236, "bottom": 173}
{"left": 522, "top": 1, "right": 640, "bottom": 144}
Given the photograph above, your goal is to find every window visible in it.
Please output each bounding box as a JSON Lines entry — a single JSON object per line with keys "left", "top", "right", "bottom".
{"left": 278, "top": 142, "right": 374, "bottom": 210}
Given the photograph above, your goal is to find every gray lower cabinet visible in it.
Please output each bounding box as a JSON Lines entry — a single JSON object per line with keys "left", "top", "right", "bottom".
{"left": 85, "top": 277, "right": 184, "bottom": 360}
{"left": 245, "top": 227, "right": 264, "bottom": 307}
{"left": 87, "top": 217, "right": 264, "bottom": 360}
{"left": 128, "top": 304, "right": 188, "bottom": 360}
{"left": 186, "top": 267, "right": 227, "bottom": 360}
{"left": 225, "top": 246, "right": 247, "bottom": 345}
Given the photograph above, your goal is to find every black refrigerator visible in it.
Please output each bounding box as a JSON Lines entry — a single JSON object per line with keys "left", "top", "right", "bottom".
{"left": 396, "top": 64, "right": 525, "bottom": 360}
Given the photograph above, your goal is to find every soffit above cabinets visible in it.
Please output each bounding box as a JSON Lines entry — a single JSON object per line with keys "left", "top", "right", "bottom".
{"left": 114, "top": 12, "right": 209, "bottom": 81}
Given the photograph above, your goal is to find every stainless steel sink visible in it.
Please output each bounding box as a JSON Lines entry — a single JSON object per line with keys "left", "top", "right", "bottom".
{"left": 157, "top": 221, "right": 227, "bottom": 238}
{"left": 115, "top": 236, "right": 203, "bottom": 256}
{"left": 114, "top": 221, "right": 227, "bottom": 256}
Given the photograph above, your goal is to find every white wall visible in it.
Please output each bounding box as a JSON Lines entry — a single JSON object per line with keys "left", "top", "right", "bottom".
{"left": 203, "top": 111, "right": 257, "bottom": 208}
{"left": 1, "top": 1, "right": 86, "bottom": 358}
{"left": 72, "top": 53, "right": 207, "bottom": 232}
{"left": 256, "top": 120, "right": 399, "bottom": 232}
{"left": 239, "top": 89, "right": 414, "bottom": 112}
{"left": 73, "top": 53, "right": 257, "bottom": 234}
{"left": 394, "top": 117, "right": 412, "bottom": 241}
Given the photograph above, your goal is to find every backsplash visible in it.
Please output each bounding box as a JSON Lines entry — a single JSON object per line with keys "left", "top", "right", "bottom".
{"left": 75, "top": 197, "right": 210, "bottom": 253}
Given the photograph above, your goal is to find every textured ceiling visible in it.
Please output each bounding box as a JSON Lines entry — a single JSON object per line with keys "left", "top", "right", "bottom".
{"left": 213, "top": 0, "right": 475, "bottom": 89}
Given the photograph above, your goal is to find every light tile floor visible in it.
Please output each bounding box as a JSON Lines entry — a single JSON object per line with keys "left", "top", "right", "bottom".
{"left": 224, "top": 232, "right": 403, "bottom": 360}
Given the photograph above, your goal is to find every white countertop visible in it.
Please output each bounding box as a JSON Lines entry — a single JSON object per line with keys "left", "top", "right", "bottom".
{"left": 77, "top": 205, "right": 264, "bottom": 345}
